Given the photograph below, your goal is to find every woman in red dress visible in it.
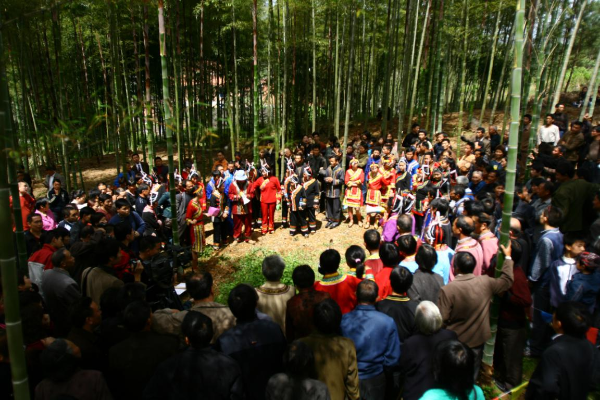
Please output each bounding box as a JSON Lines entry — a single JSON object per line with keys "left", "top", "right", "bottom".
{"left": 186, "top": 184, "right": 206, "bottom": 270}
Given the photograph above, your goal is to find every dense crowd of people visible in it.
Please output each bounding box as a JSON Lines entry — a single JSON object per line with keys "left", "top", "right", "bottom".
{"left": 2, "top": 103, "right": 600, "bottom": 399}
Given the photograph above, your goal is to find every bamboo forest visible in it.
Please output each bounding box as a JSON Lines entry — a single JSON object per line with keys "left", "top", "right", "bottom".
{"left": 1, "top": 0, "right": 600, "bottom": 399}
{"left": 0, "top": 0, "right": 597, "bottom": 183}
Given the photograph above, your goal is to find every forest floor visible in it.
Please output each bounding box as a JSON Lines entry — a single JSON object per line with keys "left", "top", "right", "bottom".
{"left": 30, "top": 100, "right": 594, "bottom": 399}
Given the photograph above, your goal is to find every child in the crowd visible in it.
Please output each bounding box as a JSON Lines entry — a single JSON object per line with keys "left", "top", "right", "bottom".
{"left": 549, "top": 233, "right": 586, "bottom": 308}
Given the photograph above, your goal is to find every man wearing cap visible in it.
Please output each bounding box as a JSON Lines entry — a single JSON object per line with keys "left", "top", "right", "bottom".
{"left": 252, "top": 165, "right": 281, "bottom": 235}
{"left": 229, "top": 170, "right": 255, "bottom": 243}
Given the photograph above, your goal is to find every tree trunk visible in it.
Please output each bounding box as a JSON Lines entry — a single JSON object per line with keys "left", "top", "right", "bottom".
{"left": 232, "top": 3, "right": 241, "bottom": 154}
{"left": 552, "top": 0, "right": 588, "bottom": 106}
{"left": 280, "top": 0, "right": 288, "bottom": 180}
{"left": 381, "top": 0, "right": 396, "bottom": 137}
{"left": 0, "top": 18, "right": 31, "bottom": 398}
{"left": 396, "top": 0, "right": 415, "bottom": 141}
{"left": 312, "top": 0, "right": 317, "bottom": 133}
{"left": 481, "top": 0, "right": 525, "bottom": 381}
{"left": 342, "top": 1, "right": 357, "bottom": 170}
{"left": 408, "top": 0, "right": 431, "bottom": 132}
{"left": 143, "top": 1, "right": 155, "bottom": 170}
{"left": 479, "top": 0, "right": 503, "bottom": 123}
{"left": 580, "top": 47, "right": 600, "bottom": 120}
{"left": 253, "top": 0, "right": 260, "bottom": 161}
{"left": 158, "top": 0, "right": 179, "bottom": 246}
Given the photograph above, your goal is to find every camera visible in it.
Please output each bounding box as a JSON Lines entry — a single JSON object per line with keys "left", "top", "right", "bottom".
{"left": 142, "top": 244, "right": 193, "bottom": 311}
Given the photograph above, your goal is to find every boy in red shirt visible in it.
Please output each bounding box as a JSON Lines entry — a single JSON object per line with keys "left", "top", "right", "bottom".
{"left": 374, "top": 242, "right": 402, "bottom": 300}
{"left": 314, "top": 249, "right": 361, "bottom": 314}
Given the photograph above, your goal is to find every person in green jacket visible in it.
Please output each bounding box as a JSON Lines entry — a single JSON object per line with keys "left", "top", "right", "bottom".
{"left": 552, "top": 160, "right": 600, "bottom": 234}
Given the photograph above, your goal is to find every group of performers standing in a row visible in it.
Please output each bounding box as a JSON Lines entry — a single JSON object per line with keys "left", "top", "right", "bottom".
{"left": 188, "top": 148, "right": 452, "bottom": 249}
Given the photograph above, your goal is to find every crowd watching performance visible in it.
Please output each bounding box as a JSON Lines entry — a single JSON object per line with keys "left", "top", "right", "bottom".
{"left": 5, "top": 106, "right": 600, "bottom": 400}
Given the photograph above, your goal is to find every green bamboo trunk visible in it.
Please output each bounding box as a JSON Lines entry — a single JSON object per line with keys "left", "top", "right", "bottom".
{"left": 158, "top": 0, "right": 179, "bottom": 246}
{"left": 51, "top": 6, "right": 70, "bottom": 193}
{"left": 253, "top": 0, "right": 260, "bottom": 161}
{"left": 143, "top": 2, "right": 155, "bottom": 170}
{"left": 479, "top": 0, "right": 503, "bottom": 124}
{"left": 312, "top": 0, "right": 317, "bottom": 133}
{"left": 232, "top": 4, "right": 241, "bottom": 154}
{"left": 396, "top": 0, "right": 415, "bottom": 142}
{"left": 380, "top": 0, "right": 395, "bottom": 137}
{"left": 280, "top": 0, "right": 288, "bottom": 181}
{"left": 408, "top": 0, "right": 431, "bottom": 132}
{"left": 456, "top": 0, "right": 469, "bottom": 146}
{"left": 481, "top": 0, "right": 525, "bottom": 377}
{"left": 4, "top": 74, "right": 28, "bottom": 273}
{"left": 551, "top": 0, "right": 588, "bottom": 106}
{"left": 341, "top": 2, "right": 356, "bottom": 170}
{"left": 0, "top": 18, "right": 31, "bottom": 399}
{"left": 580, "top": 48, "right": 600, "bottom": 120}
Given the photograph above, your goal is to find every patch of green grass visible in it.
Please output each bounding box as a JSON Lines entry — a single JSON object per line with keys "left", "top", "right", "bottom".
{"left": 215, "top": 249, "right": 309, "bottom": 304}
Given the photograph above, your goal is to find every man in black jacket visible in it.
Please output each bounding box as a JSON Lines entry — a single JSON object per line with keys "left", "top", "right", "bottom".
{"left": 144, "top": 312, "right": 244, "bottom": 400}
{"left": 525, "top": 301, "right": 598, "bottom": 400}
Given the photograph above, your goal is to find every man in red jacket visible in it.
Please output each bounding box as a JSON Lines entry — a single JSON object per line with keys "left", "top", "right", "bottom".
{"left": 252, "top": 165, "right": 281, "bottom": 235}
{"left": 494, "top": 240, "right": 532, "bottom": 392}
{"left": 28, "top": 229, "right": 65, "bottom": 271}
{"left": 10, "top": 181, "right": 36, "bottom": 231}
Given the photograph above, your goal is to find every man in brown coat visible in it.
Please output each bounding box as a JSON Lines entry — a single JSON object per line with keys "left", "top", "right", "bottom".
{"left": 438, "top": 242, "right": 514, "bottom": 379}
{"left": 300, "top": 299, "right": 360, "bottom": 400}
{"left": 558, "top": 121, "right": 585, "bottom": 163}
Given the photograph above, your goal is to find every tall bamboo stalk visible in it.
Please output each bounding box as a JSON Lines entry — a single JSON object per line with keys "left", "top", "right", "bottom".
{"left": 482, "top": 0, "right": 525, "bottom": 378}
{"left": 51, "top": 5, "right": 70, "bottom": 193}
{"left": 253, "top": 0, "right": 260, "bottom": 161}
{"left": 396, "top": 0, "right": 415, "bottom": 141}
{"left": 456, "top": 0, "right": 468, "bottom": 142}
{"left": 479, "top": 0, "right": 503, "bottom": 124}
{"left": 158, "top": 0, "right": 179, "bottom": 246}
{"left": 312, "top": 0, "right": 317, "bottom": 133}
{"left": 580, "top": 47, "right": 600, "bottom": 120}
{"left": 143, "top": 1, "right": 155, "bottom": 169}
{"left": 381, "top": 0, "right": 396, "bottom": 137}
{"left": 0, "top": 16, "right": 31, "bottom": 399}
{"left": 407, "top": 0, "right": 431, "bottom": 131}
{"left": 333, "top": 9, "right": 341, "bottom": 140}
{"left": 232, "top": 3, "right": 241, "bottom": 153}
{"left": 280, "top": 0, "right": 288, "bottom": 181}
{"left": 341, "top": 2, "right": 356, "bottom": 170}
{"left": 551, "top": 0, "right": 588, "bottom": 106}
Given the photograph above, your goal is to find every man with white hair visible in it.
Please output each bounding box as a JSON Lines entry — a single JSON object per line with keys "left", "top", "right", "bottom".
{"left": 398, "top": 301, "right": 457, "bottom": 400}
{"left": 468, "top": 171, "right": 485, "bottom": 196}
{"left": 256, "top": 255, "right": 295, "bottom": 333}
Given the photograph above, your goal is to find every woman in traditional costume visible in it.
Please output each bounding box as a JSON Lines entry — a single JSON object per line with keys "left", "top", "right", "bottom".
{"left": 186, "top": 184, "right": 206, "bottom": 270}
{"left": 343, "top": 159, "right": 364, "bottom": 227}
